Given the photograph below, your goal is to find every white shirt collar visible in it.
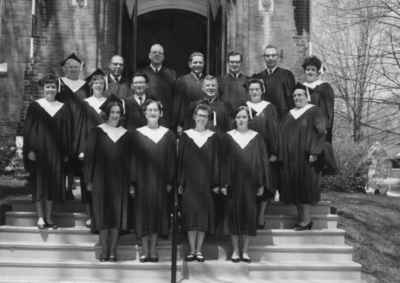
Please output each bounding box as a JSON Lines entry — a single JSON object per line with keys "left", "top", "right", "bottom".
{"left": 246, "top": 100, "right": 270, "bottom": 118}
{"left": 150, "top": 64, "right": 162, "bottom": 73}
{"left": 266, "top": 65, "right": 278, "bottom": 75}
{"left": 303, "top": 79, "right": 325, "bottom": 90}
{"left": 36, "top": 98, "right": 64, "bottom": 117}
{"left": 290, "top": 104, "right": 315, "bottom": 120}
{"left": 134, "top": 94, "right": 146, "bottom": 105}
{"left": 137, "top": 126, "right": 169, "bottom": 144}
{"left": 227, "top": 129, "right": 258, "bottom": 149}
{"left": 184, "top": 129, "right": 215, "bottom": 148}
{"left": 85, "top": 96, "right": 106, "bottom": 114}
{"left": 61, "top": 77, "right": 86, "bottom": 93}
{"left": 98, "top": 123, "right": 127, "bottom": 143}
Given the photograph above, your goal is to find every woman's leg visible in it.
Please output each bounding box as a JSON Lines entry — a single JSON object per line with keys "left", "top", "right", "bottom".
{"left": 150, "top": 233, "right": 158, "bottom": 260}
{"left": 231, "top": 235, "right": 240, "bottom": 261}
{"left": 196, "top": 231, "right": 205, "bottom": 253}
{"left": 35, "top": 201, "right": 45, "bottom": 228}
{"left": 258, "top": 200, "right": 268, "bottom": 227}
{"left": 109, "top": 228, "right": 119, "bottom": 261}
{"left": 302, "top": 204, "right": 312, "bottom": 225}
{"left": 45, "top": 200, "right": 54, "bottom": 224}
{"left": 141, "top": 236, "right": 149, "bottom": 257}
{"left": 187, "top": 231, "right": 196, "bottom": 254}
{"left": 241, "top": 235, "right": 251, "bottom": 262}
{"left": 296, "top": 204, "right": 303, "bottom": 224}
{"left": 99, "top": 229, "right": 109, "bottom": 261}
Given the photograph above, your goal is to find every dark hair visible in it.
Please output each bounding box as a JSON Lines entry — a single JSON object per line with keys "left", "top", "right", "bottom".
{"left": 142, "top": 99, "right": 163, "bottom": 113}
{"left": 232, "top": 105, "right": 250, "bottom": 129}
{"left": 202, "top": 75, "right": 218, "bottom": 87}
{"left": 188, "top": 52, "right": 205, "bottom": 62}
{"left": 302, "top": 56, "right": 322, "bottom": 71}
{"left": 89, "top": 74, "right": 106, "bottom": 89}
{"left": 132, "top": 72, "right": 149, "bottom": 83}
{"left": 246, "top": 78, "right": 265, "bottom": 94}
{"left": 193, "top": 103, "right": 212, "bottom": 118}
{"left": 103, "top": 101, "right": 124, "bottom": 121}
{"left": 227, "top": 51, "right": 242, "bottom": 62}
{"left": 264, "top": 44, "right": 278, "bottom": 52}
{"left": 39, "top": 74, "right": 59, "bottom": 87}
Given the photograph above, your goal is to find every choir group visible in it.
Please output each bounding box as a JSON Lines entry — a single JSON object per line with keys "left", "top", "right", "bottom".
{"left": 22, "top": 44, "right": 337, "bottom": 263}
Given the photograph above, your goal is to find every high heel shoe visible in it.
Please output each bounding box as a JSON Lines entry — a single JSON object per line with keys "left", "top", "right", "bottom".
{"left": 294, "top": 221, "right": 313, "bottom": 231}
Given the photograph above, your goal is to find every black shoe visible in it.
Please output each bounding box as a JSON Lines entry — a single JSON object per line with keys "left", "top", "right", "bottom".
{"left": 185, "top": 253, "right": 196, "bottom": 262}
{"left": 257, "top": 223, "right": 265, "bottom": 229}
{"left": 241, "top": 254, "right": 251, "bottom": 263}
{"left": 294, "top": 221, "right": 313, "bottom": 231}
{"left": 37, "top": 221, "right": 46, "bottom": 230}
{"left": 139, "top": 255, "right": 149, "bottom": 263}
{"left": 195, "top": 252, "right": 205, "bottom": 262}
{"left": 231, "top": 254, "right": 240, "bottom": 263}
{"left": 45, "top": 223, "right": 58, "bottom": 230}
{"left": 109, "top": 255, "right": 117, "bottom": 262}
{"left": 149, "top": 256, "right": 159, "bottom": 262}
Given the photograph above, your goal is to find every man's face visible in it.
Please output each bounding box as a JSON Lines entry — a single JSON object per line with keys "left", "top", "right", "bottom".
{"left": 202, "top": 79, "right": 218, "bottom": 97}
{"left": 228, "top": 54, "right": 241, "bottom": 74}
{"left": 263, "top": 47, "right": 279, "bottom": 69}
{"left": 131, "top": 76, "right": 147, "bottom": 95}
{"left": 64, "top": 60, "right": 81, "bottom": 80}
{"left": 149, "top": 45, "right": 165, "bottom": 66}
{"left": 189, "top": 55, "right": 205, "bottom": 75}
{"left": 109, "top": 56, "right": 124, "bottom": 77}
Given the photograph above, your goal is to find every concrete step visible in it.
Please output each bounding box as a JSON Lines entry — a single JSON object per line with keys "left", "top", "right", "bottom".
{"left": 0, "top": 259, "right": 181, "bottom": 283}
{"left": 0, "top": 226, "right": 97, "bottom": 244}
{"left": 249, "top": 261, "right": 362, "bottom": 280}
{"left": 253, "top": 229, "right": 346, "bottom": 245}
{"left": 9, "top": 198, "right": 86, "bottom": 212}
{"left": 266, "top": 201, "right": 332, "bottom": 215}
{"left": 0, "top": 241, "right": 182, "bottom": 261}
{"left": 5, "top": 211, "right": 88, "bottom": 227}
{"left": 264, "top": 214, "right": 338, "bottom": 229}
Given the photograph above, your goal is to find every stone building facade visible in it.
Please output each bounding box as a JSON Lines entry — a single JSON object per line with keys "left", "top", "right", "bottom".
{"left": 0, "top": 0, "right": 310, "bottom": 143}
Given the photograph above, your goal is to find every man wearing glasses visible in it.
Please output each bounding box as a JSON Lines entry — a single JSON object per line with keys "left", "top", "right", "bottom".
{"left": 253, "top": 45, "right": 295, "bottom": 120}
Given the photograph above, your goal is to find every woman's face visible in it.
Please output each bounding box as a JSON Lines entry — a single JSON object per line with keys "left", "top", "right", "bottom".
{"left": 248, "top": 82, "right": 263, "bottom": 103}
{"left": 108, "top": 105, "right": 121, "bottom": 126}
{"left": 92, "top": 79, "right": 105, "bottom": 94}
{"left": 293, "top": 89, "right": 308, "bottom": 108}
{"left": 145, "top": 102, "right": 161, "bottom": 124}
{"left": 43, "top": 83, "right": 58, "bottom": 101}
{"left": 235, "top": 109, "right": 249, "bottom": 131}
{"left": 305, "top": 65, "right": 320, "bottom": 83}
{"left": 202, "top": 79, "right": 218, "bottom": 97}
{"left": 193, "top": 109, "right": 209, "bottom": 130}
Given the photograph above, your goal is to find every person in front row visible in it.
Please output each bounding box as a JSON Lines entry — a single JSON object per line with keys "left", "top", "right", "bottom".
{"left": 221, "top": 106, "right": 270, "bottom": 263}
{"left": 131, "top": 100, "right": 176, "bottom": 262}
{"left": 84, "top": 96, "right": 134, "bottom": 261}
{"left": 279, "top": 83, "right": 326, "bottom": 231}
{"left": 23, "top": 74, "right": 71, "bottom": 230}
{"left": 178, "top": 103, "right": 220, "bottom": 262}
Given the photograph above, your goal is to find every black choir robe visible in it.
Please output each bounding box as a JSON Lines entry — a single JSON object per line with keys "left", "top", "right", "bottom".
{"left": 222, "top": 130, "right": 270, "bottom": 236}
{"left": 247, "top": 100, "right": 279, "bottom": 195}
{"left": 56, "top": 77, "right": 90, "bottom": 160}
{"left": 132, "top": 126, "right": 176, "bottom": 237}
{"left": 173, "top": 72, "right": 206, "bottom": 129}
{"left": 140, "top": 65, "right": 177, "bottom": 128}
{"left": 123, "top": 96, "right": 149, "bottom": 132}
{"left": 279, "top": 105, "right": 326, "bottom": 204}
{"left": 218, "top": 73, "right": 248, "bottom": 111}
{"left": 83, "top": 124, "right": 133, "bottom": 230}
{"left": 253, "top": 67, "right": 296, "bottom": 120}
{"left": 23, "top": 99, "right": 71, "bottom": 202}
{"left": 178, "top": 130, "right": 219, "bottom": 233}
{"left": 105, "top": 74, "right": 131, "bottom": 100}
{"left": 304, "top": 81, "right": 335, "bottom": 143}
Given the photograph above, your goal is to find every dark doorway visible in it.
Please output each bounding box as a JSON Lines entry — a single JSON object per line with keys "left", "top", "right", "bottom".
{"left": 136, "top": 9, "right": 207, "bottom": 76}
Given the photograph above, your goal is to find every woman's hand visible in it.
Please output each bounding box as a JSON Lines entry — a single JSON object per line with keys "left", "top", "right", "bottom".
{"left": 257, "top": 186, "right": 264, "bottom": 197}
{"left": 129, "top": 185, "right": 135, "bottom": 197}
{"left": 269, "top": 155, "right": 277, "bottom": 162}
{"left": 87, "top": 183, "right": 93, "bottom": 192}
{"left": 220, "top": 187, "right": 228, "bottom": 196}
{"left": 166, "top": 184, "right": 173, "bottom": 193}
{"left": 309, "top": 154, "right": 317, "bottom": 163}
{"left": 212, "top": 187, "right": 219, "bottom": 194}
{"left": 28, "top": 151, "right": 36, "bottom": 161}
{"left": 78, "top": 152, "right": 84, "bottom": 160}
{"left": 178, "top": 185, "right": 184, "bottom": 195}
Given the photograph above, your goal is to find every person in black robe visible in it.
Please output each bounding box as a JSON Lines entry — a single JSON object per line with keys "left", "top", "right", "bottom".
{"left": 173, "top": 52, "right": 207, "bottom": 134}
{"left": 105, "top": 55, "right": 131, "bottom": 99}
{"left": 178, "top": 103, "right": 220, "bottom": 262}
{"left": 245, "top": 79, "right": 279, "bottom": 228}
{"left": 218, "top": 51, "right": 248, "bottom": 111}
{"left": 302, "top": 56, "right": 335, "bottom": 143}
{"left": 253, "top": 45, "right": 296, "bottom": 120}
{"left": 123, "top": 73, "right": 156, "bottom": 132}
{"left": 279, "top": 83, "right": 327, "bottom": 231}
{"left": 221, "top": 106, "right": 270, "bottom": 263}
{"left": 84, "top": 97, "right": 134, "bottom": 262}
{"left": 131, "top": 99, "right": 176, "bottom": 262}
{"left": 55, "top": 53, "right": 90, "bottom": 198}
{"left": 140, "top": 44, "right": 177, "bottom": 128}
{"left": 23, "top": 74, "right": 71, "bottom": 229}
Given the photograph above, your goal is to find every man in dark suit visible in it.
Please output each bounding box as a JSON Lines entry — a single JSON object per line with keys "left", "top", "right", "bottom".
{"left": 105, "top": 55, "right": 130, "bottom": 99}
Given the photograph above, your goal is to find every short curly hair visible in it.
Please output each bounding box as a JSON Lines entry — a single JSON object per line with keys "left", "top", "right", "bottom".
{"left": 302, "top": 56, "right": 322, "bottom": 71}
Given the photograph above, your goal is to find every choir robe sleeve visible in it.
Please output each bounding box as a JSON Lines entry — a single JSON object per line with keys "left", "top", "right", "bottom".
{"left": 22, "top": 104, "right": 39, "bottom": 171}
{"left": 220, "top": 134, "right": 233, "bottom": 190}
{"left": 310, "top": 108, "right": 327, "bottom": 156}
{"left": 264, "top": 105, "right": 279, "bottom": 156}
{"left": 166, "top": 131, "right": 177, "bottom": 186}
{"left": 211, "top": 135, "right": 221, "bottom": 189}
{"left": 83, "top": 128, "right": 98, "bottom": 185}
{"left": 177, "top": 134, "right": 187, "bottom": 187}
{"left": 318, "top": 84, "right": 335, "bottom": 129}
{"left": 284, "top": 71, "right": 296, "bottom": 111}
{"left": 172, "top": 78, "right": 186, "bottom": 129}
{"left": 257, "top": 135, "right": 272, "bottom": 194}
{"left": 59, "top": 105, "right": 73, "bottom": 160}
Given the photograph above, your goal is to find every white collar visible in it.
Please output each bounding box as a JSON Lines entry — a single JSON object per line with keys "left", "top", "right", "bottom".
{"left": 266, "top": 65, "right": 278, "bottom": 75}
{"left": 303, "top": 79, "right": 325, "bottom": 90}
{"left": 134, "top": 94, "right": 146, "bottom": 105}
{"left": 229, "top": 72, "right": 241, "bottom": 79}
{"left": 137, "top": 126, "right": 169, "bottom": 144}
{"left": 98, "top": 123, "right": 127, "bottom": 143}
{"left": 61, "top": 77, "right": 86, "bottom": 93}
{"left": 150, "top": 64, "right": 162, "bottom": 73}
{"left": 85, "top": 96, "right": 106, "bottom": 113}
{"left": 185, "top": 129, "right": 215, "bottom": 148}
{"left": 246, "top": 100, "right": 270, "bottom": 117}
{"left": 36, "top": 98, "right": 64, "bottom": 117}
{"left": 227, "top": 129, "right": 258, "bottom": 149}
{"left": 190, "top": 72, "right": 203, "bottom": 81}
{"left": 290, "top": 104, "right": 315, "bottom": 120}
{"left": 109, "top": 74, "right": 121, "bottom": 83}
